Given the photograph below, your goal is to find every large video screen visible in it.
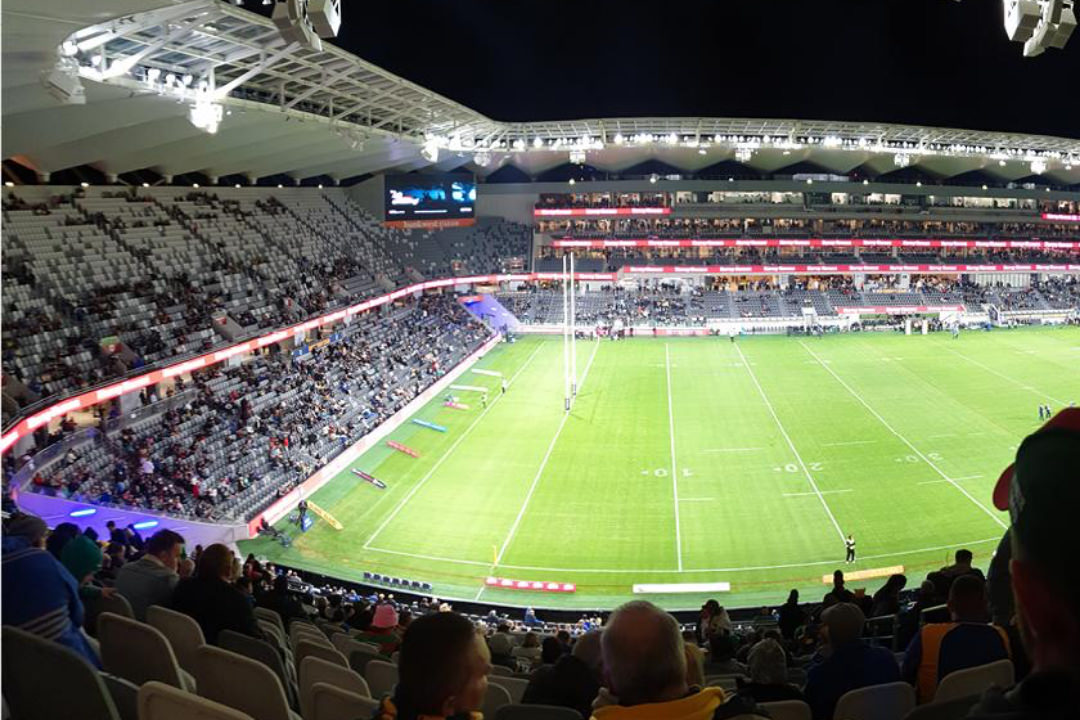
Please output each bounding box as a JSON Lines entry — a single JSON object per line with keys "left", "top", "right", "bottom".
{"left": 385, "top": 174, "right": 476, "bottom": 224}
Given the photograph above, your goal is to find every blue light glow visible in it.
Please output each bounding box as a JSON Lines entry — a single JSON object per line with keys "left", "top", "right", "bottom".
{"left": 132, "top": 520, "right": 159, "bottom": 530}
{"left": 69, "top": 508, "right": 97, "bottom": 517}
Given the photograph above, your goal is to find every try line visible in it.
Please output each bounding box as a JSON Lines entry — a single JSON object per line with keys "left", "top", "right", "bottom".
{"left": 666, "top": 343, "right": 683, "bottom": 572}
{"left": 362, "top": 340, "right": 545, "bottom": 550}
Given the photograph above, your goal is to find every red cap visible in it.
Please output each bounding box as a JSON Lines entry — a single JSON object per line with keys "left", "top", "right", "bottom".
{"left": 994, "top": 408, "right": 1080, "bottom": 511}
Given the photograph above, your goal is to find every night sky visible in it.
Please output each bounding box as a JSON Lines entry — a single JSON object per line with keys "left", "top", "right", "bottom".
{"left": 256, "top": 0, "right": 1079, "bottom": 139}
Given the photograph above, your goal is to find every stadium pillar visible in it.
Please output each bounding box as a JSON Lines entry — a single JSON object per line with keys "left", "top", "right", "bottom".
{"left": 562, "top": 254, "right": 571, "bottom": 412}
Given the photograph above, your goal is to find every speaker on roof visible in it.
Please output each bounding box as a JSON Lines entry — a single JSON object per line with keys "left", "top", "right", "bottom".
{"left": 308, "top": 0, "right": 342, "bottom": 38}
{"left": 272, "top": 0, "right": 322, "bottom": 51}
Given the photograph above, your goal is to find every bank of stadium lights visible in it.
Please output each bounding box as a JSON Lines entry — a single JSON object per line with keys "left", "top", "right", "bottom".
{"left": 569, "top": 149, "right": 587, "bottom": 165}
{"left": 734, "top": 147, "right": 755, "bottom": 163}
{"left": 893, "top": 153, "right": 913, "bottom": 168}
{"left": 472, "top": 151, "right": 491, "bottom": 168}
{"left": 1031, "top": 158, "right": 1048, "bottom": 174}
{"left": 1003, "top": 0, "right": 1075, "bottom": 56}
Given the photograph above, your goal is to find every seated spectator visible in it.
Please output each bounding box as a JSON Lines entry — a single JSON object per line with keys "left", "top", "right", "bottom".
{"left": 967, "top": 409, "right": 1080, "bottom": 719}
{"left": 523, "top": 630, "right": 603, "bottom": 719}
{"left": 777, "top": 589, "right": 807, "bottom": 640}
{"left": 737, "top": 638, "right": 806, "bottom": 704}
{"left": 377, "top": 611, "right": 490, "bottom": 719}
{"left": 1, "top": 513, "right": 100, "bottom": 667}
{"left": 903, "top": 574, "right": 1011, "bottom": 702}
{"left": 114, "top": 529, "right": 184, "bottom": 621}
{"left": 592, "top": 600, "right": 757, "bottom": 720}
{"left": 871, "top": 574, "right": 908, "bottom": 618}
{"left": 488, "top": 631, "right": 516, "bottom": 670}
{"left": 353, "top": 603, "right": 401, "bottom": 657}
{"left": 541, "top": 635, "right": 564, "bottom": 665}
{"left": 704, "top": 632, "right": 747, "bottom": 676}
{"left": 257, "top": 573, "right": 306, "bottom": 625}
{"left": 821, "top": 570, "right": 855, "bottom": 608}
{"left": 171, "top": 543, "right": 263, "bottom": 644}
{"left": 803, "top": 602, "right": 900, "bottom": 720}
{"left": 45, "top": 522, "right": 80, "bottom": 561}
{"left": 60, "top": 535, "right": 107, "bottom": 604}
{"left": 939, "top": 549, "right": 987, "bottom": 590}
{"left": 512, "top": 631, "right": 543, "bottom": 668}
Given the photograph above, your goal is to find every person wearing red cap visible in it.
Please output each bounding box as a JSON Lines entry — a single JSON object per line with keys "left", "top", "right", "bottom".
{"left": 966, "top": 408, "right": 1080, "bottom": 719}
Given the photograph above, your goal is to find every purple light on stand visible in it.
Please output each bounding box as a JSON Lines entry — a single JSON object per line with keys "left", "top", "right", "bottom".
{"left": 132, "top": 520, "right": 159, "bottom": 530}
{"left": 69, "top": 508, "right": 97, "bottom": 517}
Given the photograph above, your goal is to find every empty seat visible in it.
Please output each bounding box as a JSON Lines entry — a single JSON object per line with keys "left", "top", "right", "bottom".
{"left": 833, "top": 681, "right": 915, "bottom": 720}
{"left": 2, "top": 626, "right": 120, "bottom": 720}
{"left": 218, "top": 629, "right": 297, "bottom": 709}
{"left": 934, "top": 659, "right": 1014, "bottom": 704}
{"left": 295, "top": 637, "right": 348, "bottom": 669}
{"left": 309, "top": 682, "right": 380, "bottom": 720}
{"left": 253, "top": 607, "right": 285, "bottom": 635}
{"left": 193, "top": 644, "right": 300, "bottom": 720}
{"left": 98, "top": 612, "right": 196, "bottom": 692}
{"left": 760, "top": 700, "right": 812, "bottom": 720}
{"left": 299, "top": 655, "right": 371, "bottom": 718}
{"left": 147, "top": 605, "right": 205, "bottom": 675}
{"left": 488, "top": 676, "right": 528, "bottom": 704}
{"left": 483, "top": 682, "right": 513, "bottom": 719}
{"left": 349, "top": 645, "right": 382, "bottom": 675}
{"left": 365, "top": 659, "right": 398, "bottom": 699}
{"left": 493, "top": 705, "right": 584, "bottom": 720}
{"left": 137, "top": 680, "right": 253, "bottom": 720}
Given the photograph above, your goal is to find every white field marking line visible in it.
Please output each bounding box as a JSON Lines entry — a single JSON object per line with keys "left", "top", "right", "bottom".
{"left": 919, "top": 474, "right": 984, "bottom": 485}
{"left": 783, "top": 489, "right": 854, "bottom": 497}
{"left": 822, "top": 440, "right": 877, "bottom": 447}
{"left": 666, "top": 343, "right": 684, "bottom": 572}
{"left": 934, "top": 340, "right": 1068, "bottom": 406}
{"left": 733, "top": 343, "right": 846, "bottom": 541}
{"left": 703, "top": 447, "right": 765, "bottom": 453}
{"left": 365, "top": 536, "right": 1002, "bottom": 575}
{"left": 679, "top": 497, "right": 715, "bottom": 502}
{"left": 799, "top": 341, "right": 1008, "bottom": 530}
{"left": 491, "top": 340, "right": 602, "bottom": 564}
{"left": 362, "top": 342, "right": 545, "bottom": 550}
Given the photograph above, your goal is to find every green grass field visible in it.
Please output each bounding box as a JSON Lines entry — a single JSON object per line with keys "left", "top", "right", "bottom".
{"left": 241, "top": 326, "right": 1080, "bottom": 611}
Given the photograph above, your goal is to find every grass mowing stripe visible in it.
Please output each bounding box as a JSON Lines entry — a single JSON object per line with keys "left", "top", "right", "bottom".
{"left": 798, "top": 340, "right": 1008, "bottom": 530}
{"left": 928, "top": 338, "right": 1068, "bottom": 406}
{"left": 665, "top": 343, "right": 683, "bottom": 572}
{"left": 491, "top": 338, "right": 602, "bottom": 568}
{"left": 362, "top": 340, "right": 545, "bottom": 550}
{"left": 733, "top": 342, "right": 846, "bottom": 541}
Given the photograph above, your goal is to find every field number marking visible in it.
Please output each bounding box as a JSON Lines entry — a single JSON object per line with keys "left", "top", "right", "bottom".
{"left": 642, "top": 467, "right": 694, "bottom": 478}
{"left": 799, "top": 342, "right": 1007, "bottom": 530}
{"left": 774, "top": 462, "right": 823, "bottom": 473}
{"left": 733, "top": 343, "right": 846, "bottom": 541}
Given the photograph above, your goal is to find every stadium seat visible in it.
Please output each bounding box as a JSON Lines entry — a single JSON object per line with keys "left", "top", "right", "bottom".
{"left": 309, "top": 682, "right": 380, "bottom": 720}
{"left": 257, "top": 619, "right": 289, "bottom": 650}
{"left": 137, "top": 681, "right": 253, "bottom": 720}
{"left": 901, "top": 695, "right": 982, "bottom": 720}
{"left": 331, "top": 631, "right": 377, "bottom": 661}
{"left": 193, "top": 644, "right": 300, "bottom": 720}
{"left": 1, "top": 626, "right": 121, "bottom": 720}
{"left": 253, "top": 607, "right": 286, "bottom": 635}
{"left": 299, "top": 655, "right": 371, "bottom": 718}
{"left": 101, "top": 673, "right": 140, "bottom": 720}
{"left": 98, "top": 612, "right": 196, "bottom": 692}
{"left": 349, "top": 644, "right": 382, "bottom": 675}
{"left": 218, "top": 630, "right": 297, "bottom": 709}
{"left": 290, "top": 624, "right": 331, "bottom": 651}
{"left": 705, "top": 675, "right": 742, "bottom": 691}
{"left": 493, "top": 704, "right": 584, "bottom": 720}
{"left": 761, "top": 700, "right": 812, "bottom": 720}
{"left": 833, "top": 681, "right": 915, "bottom": 720}
{"left": 147, "top": 605, "right": 205, "bottom": 675}
{"left": 483, "top": 682, "right": 513, "bottom": 718}
{"left": 488, "top": 675, "right": 528, "bottom": 704}
{"left": 490, "top": 664, "right": 515, "bottom": 677}
{"left": 295, "top": 637, "right": 348, "bottom": 669}
{"left": 87, "top": 591, "right": 135, "bottom": 635}
{"left": 933, "top": 659, "right": 1014, "bottom": 703}
{"left": 365, "top": 659, "right": 399, "bottom": 699}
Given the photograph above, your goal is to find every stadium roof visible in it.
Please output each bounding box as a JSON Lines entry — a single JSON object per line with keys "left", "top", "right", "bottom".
{"left": 3, "top": 0, "right": 1080, "bottom": 185}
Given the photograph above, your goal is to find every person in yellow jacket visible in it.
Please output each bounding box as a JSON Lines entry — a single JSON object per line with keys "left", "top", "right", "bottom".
{"left": 590, "top": 600, "right": 764, "bottom": 720}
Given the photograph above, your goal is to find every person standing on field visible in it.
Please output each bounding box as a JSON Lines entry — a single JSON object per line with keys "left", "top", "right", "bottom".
{"left": 845, "top": 534, "right": 856, "bottom": 564}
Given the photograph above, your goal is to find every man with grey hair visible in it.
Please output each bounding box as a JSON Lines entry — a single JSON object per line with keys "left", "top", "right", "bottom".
{"left": 523, "top": 631, "right": 604, "bottom": 718}
{"left": 592, "top": 600, "right": 731, "bottom": 720}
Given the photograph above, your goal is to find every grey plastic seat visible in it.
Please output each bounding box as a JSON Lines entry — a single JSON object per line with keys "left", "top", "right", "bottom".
{"left": 147, "top": 605, "right": 205, "bottom": 675}
{"left": 193, "top": 644, "right": 300, "bottom": 720}
{"left": 309, "top": 682, "right": 380, "bottom": 720}
{"left": 219, "top": 629, "right": 298, "bottom": 709}
{"left": 137, "top": 681, "right": 253, "bottom": 720}
{"left": 2, "top": 625, "right": 120, "bottom": 720}
{"left": 98, "top": 612, "right": 196, "bottom": 692}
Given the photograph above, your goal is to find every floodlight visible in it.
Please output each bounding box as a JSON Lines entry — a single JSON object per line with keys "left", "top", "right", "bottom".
{"left": 1031, "top": 158, "right": 1048, "bottom": 174}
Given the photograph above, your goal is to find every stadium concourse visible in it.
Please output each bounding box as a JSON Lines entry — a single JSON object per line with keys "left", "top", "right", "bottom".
{"left": 4, "top": 1, "right": 1080, "bottom": 719}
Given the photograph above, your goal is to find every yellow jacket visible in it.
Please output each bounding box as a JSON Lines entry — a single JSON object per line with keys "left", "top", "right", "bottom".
{"left": 591, "top": 687, "right": 728, "bottom": 720}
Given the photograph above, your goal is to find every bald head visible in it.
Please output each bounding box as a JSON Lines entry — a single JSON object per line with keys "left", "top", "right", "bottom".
{"left": 601, "top": 601, "right": 687, "bottom": 705}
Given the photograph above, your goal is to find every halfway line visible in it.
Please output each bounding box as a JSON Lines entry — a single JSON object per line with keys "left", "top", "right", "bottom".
{"left": 799, "top": 341, "right": 1007, "bottom": 530}
{"left": 363, "top": 341, "right": 545, "bottom": 549}
{"left": 733, "top": 343, "right": 846, "bottom": 541}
